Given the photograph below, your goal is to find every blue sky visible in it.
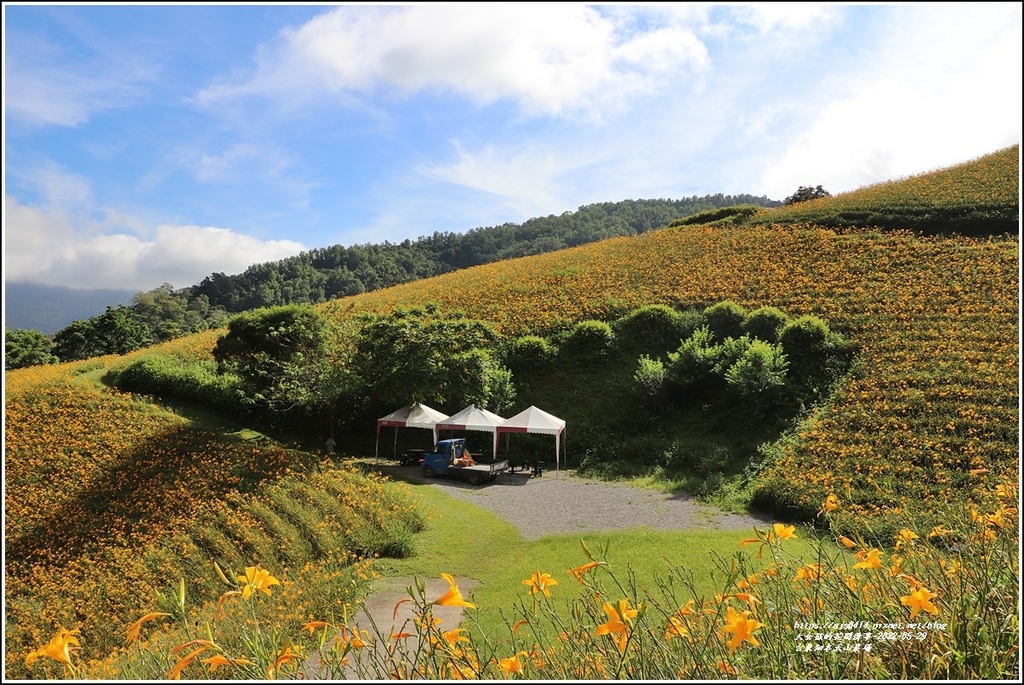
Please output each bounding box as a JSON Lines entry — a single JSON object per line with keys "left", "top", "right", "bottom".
{"left": 3, "top": 3, "right": 1021, "bottom": 294}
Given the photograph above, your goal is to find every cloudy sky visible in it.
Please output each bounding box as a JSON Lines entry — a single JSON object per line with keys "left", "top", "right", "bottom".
{"left": 3, "top": 3, "right": 1021, "bottom": 293}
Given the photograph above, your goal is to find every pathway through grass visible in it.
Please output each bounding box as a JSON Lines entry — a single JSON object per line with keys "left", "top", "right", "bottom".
{"left": 363, "top": 477, "right": 824, "bottom": 657}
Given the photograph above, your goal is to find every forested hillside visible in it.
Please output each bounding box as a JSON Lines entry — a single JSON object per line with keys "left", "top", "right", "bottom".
{"left": 6, "top": 195, "right": 777, "bottom": 368}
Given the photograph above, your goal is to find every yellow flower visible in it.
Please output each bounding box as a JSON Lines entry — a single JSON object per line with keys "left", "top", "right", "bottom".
{"left": 25, "top": 628, "right": 80, "bottom": 671}
{"left": 498, "top": 651, "right": 528, "bottom": 675}
{"left": 126, "top": 612, "right": 170, "bottom": 645}
{"left": 895, "top": 528, "right": 919, "bottom": 548}
{"left": 237, "top": 565, "right": 281, "bottom": 599}
{"left": 568, "top": 560, "right": 603, "bottom": 585}
{"left": 901, "top": 585, "right": 940, "bottom": 619}
{"left": 433, "top": 573, "right": 477, "bottom": 609}
{"left": 523, "top": 571, "right": 558, "bottom": 597}
{"left": 838, "top": 535, "right": 857, "bottom": 548}
{"left": 721, "top": 606, "right": 762, "bottom": 653}
{"left": 772, "top": 523, "right": 798, "bottom": 540}
{"left": 265, "top": 644, "right": 303, "bottom": 680}
{"left": 736, "top": 574, "right": 758, "bottom": 590}
{"left": 818, "top": 493, "right": 839, "bottom": 517}
{"left": 853, "top": 548, "right": 884, "bottom": 570}
{"left": 168, "top": 640, "right": 217, "bottom": 680}
{"left": 794, "top": 563, "right": 822, "bottom": 584}
{"left": 664, "top": 615, "right": 690, "bottom": 640}
{"left": 595, "top": 599, "right": 639, "bottom": 654}
{"left": 202, "top": 654, "right": 249, "bottom": 672}
{"left": 302, "top": 620, "right": 330, "bottom": 636}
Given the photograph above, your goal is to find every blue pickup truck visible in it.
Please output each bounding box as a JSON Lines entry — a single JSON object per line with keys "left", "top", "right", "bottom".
{"left": 422, "top": 438, "right": 509, "bottom": 485}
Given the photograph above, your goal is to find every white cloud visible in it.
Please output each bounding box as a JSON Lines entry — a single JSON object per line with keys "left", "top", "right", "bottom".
{"left": 4, "top": 196, "right": 306, "bottom": 292}
{"left": 418, "top": 140, "right": 591, "bottom": 218}
{"left": 4, "top": 33, "right": 155, "bottom": 127}
{"left": 758, "top": 4, "right": 1022, "bottom": 198}
{"left": 198, "top": 5, "right": 710, "bottom": 119}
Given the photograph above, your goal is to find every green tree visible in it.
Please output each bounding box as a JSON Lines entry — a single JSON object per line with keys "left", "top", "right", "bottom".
{"left": 783, "top": 185, "right": 831, "bottom": 205}
{"left": 212, "top": 305, "right": 345, "bottom": 415}
{"left": 4, "top": 329, "right": 59, "bottom": 369}
{"left": 348, "top": 304, "right": 508, "bottom": 415}
{"left": 51, "top": 306, "right": 150, "bottom": 361}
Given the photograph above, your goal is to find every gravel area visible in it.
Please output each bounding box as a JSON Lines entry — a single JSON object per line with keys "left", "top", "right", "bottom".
{"left": 378, "top": 465, "right": 773, "bottom": 539}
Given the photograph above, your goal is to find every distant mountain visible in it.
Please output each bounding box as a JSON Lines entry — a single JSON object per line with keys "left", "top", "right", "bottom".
{"left": 4, "top": 282, "right": 136, "bottom": 334}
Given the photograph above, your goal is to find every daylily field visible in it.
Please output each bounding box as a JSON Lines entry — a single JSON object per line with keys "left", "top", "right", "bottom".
{"left": 4, "top": 146, "right": 1019, "bottom": 679}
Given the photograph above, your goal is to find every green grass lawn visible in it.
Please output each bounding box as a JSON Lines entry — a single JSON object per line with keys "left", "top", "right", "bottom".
{"left": 370, "top": 479, "right": 828, "bottom": 647}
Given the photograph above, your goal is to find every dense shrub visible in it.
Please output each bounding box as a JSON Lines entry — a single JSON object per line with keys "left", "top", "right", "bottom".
{"left": 500, "top": 335, "right": 557, "bottom": 378}
{"left": 110, "top": 354, "right": 240, "bottom": 410}
{"left": 665, "top": 326, "right": 721, "bottom": 391}
{"left": 742, "top": 306, "right": 790, "bottom": 343}
{"left": 724, "top": 339, "right": 789, "bottom": 397}
{"left": 559, "top": 319, "right": 614, "bottom": 361}
{"left": 613, "top": 304, "right": 697, "bottom": 356}
{"left": 779, "top": 315, "right": 852, "bottom": 400}
{"left": 633, "top": 355, "right": 667, "bottom": 404}
{"left": 702, "top": 300, "right": 747, "bottom": 342}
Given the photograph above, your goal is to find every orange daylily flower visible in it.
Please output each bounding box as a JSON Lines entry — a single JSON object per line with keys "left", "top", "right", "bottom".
{"left": 838, "top": 535, "right": 857, "bottom": 548}
{"left": 202, "top": 654, "right": 250, "bottom": 672}
{"left": 302, "top": 620, "right": 330, "bottom": 636}
{"left": 568, "top": 560, "right": 603, "bottom": 584}
{"left": 25, "top": 628, "right": 81, "bottom": 671}
{"left": 772, "top": 523, "right": 798, "bottom": 540}
{"left": 794, "top": 563, "right": 822, "bottom": 584}
{"left": 237, "top": 565, "right": 281, "bottom": 599}
{"left": 126, "top": 612, "right": 171, "bottom": 645}
{"left": 665, "top": 615, "right": 690, "bottom": 640}
{"left": 595, "top": 599, "right": 639, "bottom": 654}
{"left": 433, "top": 573, "right": 476, "bottom": 609}
{"left": 168, "top": 641, "right": 218, "bottom": 680}
{"left": 901, "top": 585, "right": 940, "bottom": 619}
{"left": 721, "top": 606, "right": 762, "bottom": 653}
{"left": 498, "top": 651, "right": 528, "bottom": 675}
{"left": 853, "top": 548, "right": 884, "bottom": 570}
{"left": 818, "top": 493, "right": 840, "bottom": 516}
{"left": 523, "top": 571, "right": 558, "bottom": 598}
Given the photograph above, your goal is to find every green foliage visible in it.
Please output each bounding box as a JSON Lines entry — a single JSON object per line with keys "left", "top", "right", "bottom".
{"left": 52, "top": 305, "right": 152, "bottom": 361}
{"left": 347, "top": 304, "right": 508, "bottom": 416}
{"left": 212, "top": 304, "right": 344, "bottom": 415}
{"left": 666, "top": 325, "right": 721, "bottom": 391}
{"left": 109, "top": 354, "right": 239, "bottom": 411}
{"left": 779, "top": 315, "right": 853, "bottom": 401}
{"left": 742, "top": 306, "right": 790, "bottom": 343}
{"left": 724, "top": 339, "right": 789, "bottom": 396}
{"left": 130, "top": 283, "right": 228, "bottom": 342}
{"left": 783, "top": 184, "right": 832, "bottom": 205}
{"left": 667, "top": 203, "right": 767, "bottom": 227}
{"left": 4, "top": 328, "right": 59, "bottom": 369}
{"left": 612, "top": 303, "right": 698, "bottom": 356}
{"left": 702, "top": 300, "right": 747, "bottom": 342}
{"left": 500, "top": 335, "right": 557, "bottom": 379}
{"left": 559, "top": 319, "right": 614, "bottom": 361}
{"left": 633, "top": 355, "right": 666, "bottom": 405}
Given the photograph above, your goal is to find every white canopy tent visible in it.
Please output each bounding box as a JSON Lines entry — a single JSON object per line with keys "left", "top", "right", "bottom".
{"left": 434, "top": 404, "right": 507, "bottom": 457}
{"left": 496, "top": 406, "right": 566, "bottom": 474}
{"left": 375, "top": 403, "right": 449, "bottom": 460}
